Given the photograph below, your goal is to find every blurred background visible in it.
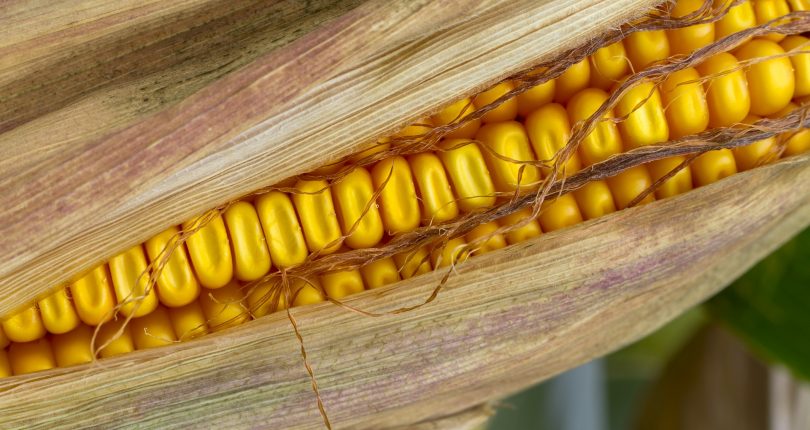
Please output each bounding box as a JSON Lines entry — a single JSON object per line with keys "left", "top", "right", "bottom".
{"left": 489, "top": 227, "right": 810, "bottom": 430}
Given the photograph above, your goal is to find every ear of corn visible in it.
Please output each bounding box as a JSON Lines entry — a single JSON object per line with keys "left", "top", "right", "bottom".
{"left": 1, "top": 0, "right": 809, "bottom": 377}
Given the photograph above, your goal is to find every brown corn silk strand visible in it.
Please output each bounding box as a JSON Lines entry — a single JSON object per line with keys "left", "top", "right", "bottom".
{"left": 45, "top": 1, "right": 807, "bottom": 427}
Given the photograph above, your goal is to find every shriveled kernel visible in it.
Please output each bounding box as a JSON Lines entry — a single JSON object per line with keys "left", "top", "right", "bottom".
{"left": 321, "top": 270, "right": 365, "bottom": 299}
{"left": 224, "top": 201, "right": 272, "bottom": 282}
{"left": 476, "top": 121, "right": 542, "bottom": 193}
{"left": 408, "top": 153, "right": 459, "bottom": 224}
{"left": 574, "top": 181, "right": 618, "bottom": 220}
{"left": 394, "top": 246, "right": 432, "bottom": 279}
{"left": 735, "top": 39, "right": 795, "bottom": 116}
{"left": 360, "top": 258, "right": 401, "bottom": 289}
{"left": 615, "top": 81, "right": 669, "bottom": 149}
{"left": 169, "top": 301, "right": 209, "bottom": 340}
{"left": 525, "top": 103, "right": 582, "bottom": 177}
{"left": 332, "top": 167, "right": 384, "bottom": 249}
{"left": 131, "top": 306, "right": 177, "bottom": 349}
{"left": 431, "top": 98, "right": 481, "bottom": 139}
{"left": 667, "top": 0, "right": 716, "bottom": 55}
{"left": 145, "top": 226, "right": 200, "bottom": 307}
{"left": 733, "top": 115, "right": 778, "bottom": 171}
{"left": 183, "top": 214, "right": 234, "bottom": 289}
{"left": 539, "top": 194, "right": 584, "bottom": 232}
{"left": 696, "top": 52, "right": 751, "bottom": 127}
{"left": 96, "top": 318, "right": 135, "bottom": 358}
{"left": 466, "top": 222, "right": 508, "bottom": 255}
{"left": 499, "top": 208, "right": 542, "bottom": 244}
{"left": 473, "top": 81, "right": 518, "bottom": 123}
{"left": 517, "top": 69, "right": 556, "bottom": 117}
{"left": 200, "top": 282, "right": 250, "bottom": 332}
{"left": 431, "top": 237, "right": 470, "bottom": 268}
{"left": 38, "top": 288, "right": 80, "bottom": 335}
{"left": 692, "top": 149, "right": 738, "bottom": 186}
{"left": 372, "top": 156, "right": 421, "bottom": 234}
{"left": 607, "top": 165, "right": 656, "bottom": 210}
{"left": 754, "top": 0, "right": 791, "bottom": 42}
{"left": 590, "top": 42, "right": 630, "bottom": 90}
{"left": 9, "top": 339, "right": 55, "bottom": 375}
{"left": 256, "top": 191, "right": 309, "bottom": 269}
{"left": 660, "top": 68, "right": 710, "bottom": 138}
{"left": 567, "top": 88, "right": 624, "bottom": 166}
{"left": 52, "top": 324, "right": 94, "bottom": 367}
{"left": 554, "top": 59, "right": 590, "bottom": 103}
{"left": 2, "top": 306, "right": 45, "bottom": 343}
{"left": 780, "top": 36, "right": 810, "bottom": 97}
{"left": 624, "top": 30, "right": 670, "bottom": 71}
{"left": 109, "top": 245, "right": 158, "bottom": 317}
{"left": 293, "top": 180, "right": 343, "bottom": 255}
{"left": 715, "top": 0, "right": 757, "bottom": 40}
{"left": 437, "top": 139, "right": 496, "bottom": 211}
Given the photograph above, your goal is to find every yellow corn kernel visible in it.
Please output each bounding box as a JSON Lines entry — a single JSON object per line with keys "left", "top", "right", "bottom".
{"left": 667, "top": 0, "right": 716, "bottom": 55}
{"left": 466, "top": 222, "right": 508, "bottom": 255}
{"left": 438, "top": 139, "right": 496, "bottom": 211}
{"left": 183, "top": 214, "right": 234, "bottom": 289}
{"left": 789, "top": 0, "right": 810, "bottom": 10}
{"left": 372, "top": 157, "right": 421, "bottom": 235}
{"left": 648, "top": 157, "right": 694, "bottom": 198}
{"left": 715, "top": 0, "right": 756, "bottom": 40}
{"left": 0, "top": 349, "right": 10, "bottom": 378}
{"left": 393, "top": 246, "right": 432, "bottom": 279}
{"left": 499, "top": 208, "right": 542, "bottom": 244}
{"left": 223, "top": 201, "right": 272, "bottom": 282}
{"left": 320, "top": 270, "right": 365, "bottom": 299}
{"left": 272, "top": 278, "right": 326, "bottom": 310}
{"left": 0, "top": 326, "right": 8, "bottom": 349}
{"left": 539, "top": 194, "right": 584, "bottom": 232}
{"left": 96, "top": 318, "right": 135, "bottom": 358}
{"left": 2, "top": 306, "right": 45, "bottom": 343}
{"left": 69, "top": 265, "right": 116, "bottom": 326}
{"left": 145, "top": 226, "right": 200, "bottom": 307}
{"left": 517, "top": 70, "right": 556, "bottom": 117}
{"left": 735, "top": 39, "right": 795, "bottom": 116}
{"left": 169, "top": 301, "right": 209, "bottom": 340}
{"left": 774, "top": 103, "right": 810, "bottom": 156}
{"left": 573, "top": 181, "right": 617, "bottom": 219}
{"left": 431, "top": 237, "right": 470, "bottom": 268}
{"left": 431, "top": 98, "right": 481, "bottom": 139}
{"left": 248, "top": 279, "right": 299, "bottom": 317}
{"left": 624, "top": 30, "right": 670, "bottom": 71}
{"left": 554, "top": 58, "right": 590, "bottom": 103}
{"left": 525, "top": 103, "right": 582, "bottom": 177}
{"left": 590, "top": 42, "right": 630, "bottom": 90}
{"left": 607, "top": 165, "right": 655, "bottom": 210}
{"left": 200, "top": 282, "right": 250, "bottom": 332}
{"left": 474, "top": 81, "right": 518, "bottom": 123}
{"left": 408, "top": 153, "right": 459, "bottom": 224}
{"left": 615, "top": 81, "right": 669, "bottom": 148}
{"left": 697, "top": 52, "right": 751, "bottom": 127}
{"left": 780, "top": 36, "right": 810, "bottom": 98}
{"left": 660, "top": 68, "right": 710, "bottom": 138}
{"left": 293, "top": 180, "right": 343, "bottom": 255}
{"left": 52, "top": 324, "right": 94, "bottom": 367}
{"left": 732, "top": 114, "right": 777, "bottom": 171}
{"left": 754, "top": 0, "right": 791, "bottom": 42}
{"left": 109, "top": 245, "right": 158, "bottom": 317}
{"left": 360, "top": 258, "right": 401, "bottom": 289}
{"left": 476, "top": 121, "right": 542, "bottom": 193}
{"left": 567, "top": 88, "right": 624, "bottom": 166}
{"left": 691, "top": 149, "right": 738, "bottom": 186}
{"left": 9, "top": 339, "right": 55, "bottom": 375}
{"left": 256, "top": 191, "right": 309, "bottom": 268}
{"left": 332, "top": 167, "right": 384, "bottom": 249}
{"left": 396, "top": 117, "right": 434, "bottom": 138}
{"left": 38, "top": 288, "right": 79, "bottom": 335}
{"left": 131, "top": 306, "right": 177, "bottom": 349}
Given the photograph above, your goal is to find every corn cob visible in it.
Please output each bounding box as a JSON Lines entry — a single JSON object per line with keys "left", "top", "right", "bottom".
{"left": 1, "top": 0, "right": 808, "bottom": 378}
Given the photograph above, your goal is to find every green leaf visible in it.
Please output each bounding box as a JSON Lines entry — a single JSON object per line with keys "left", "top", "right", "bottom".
{"left": 709, "top": 227, "right": 810, "bottom": 381}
